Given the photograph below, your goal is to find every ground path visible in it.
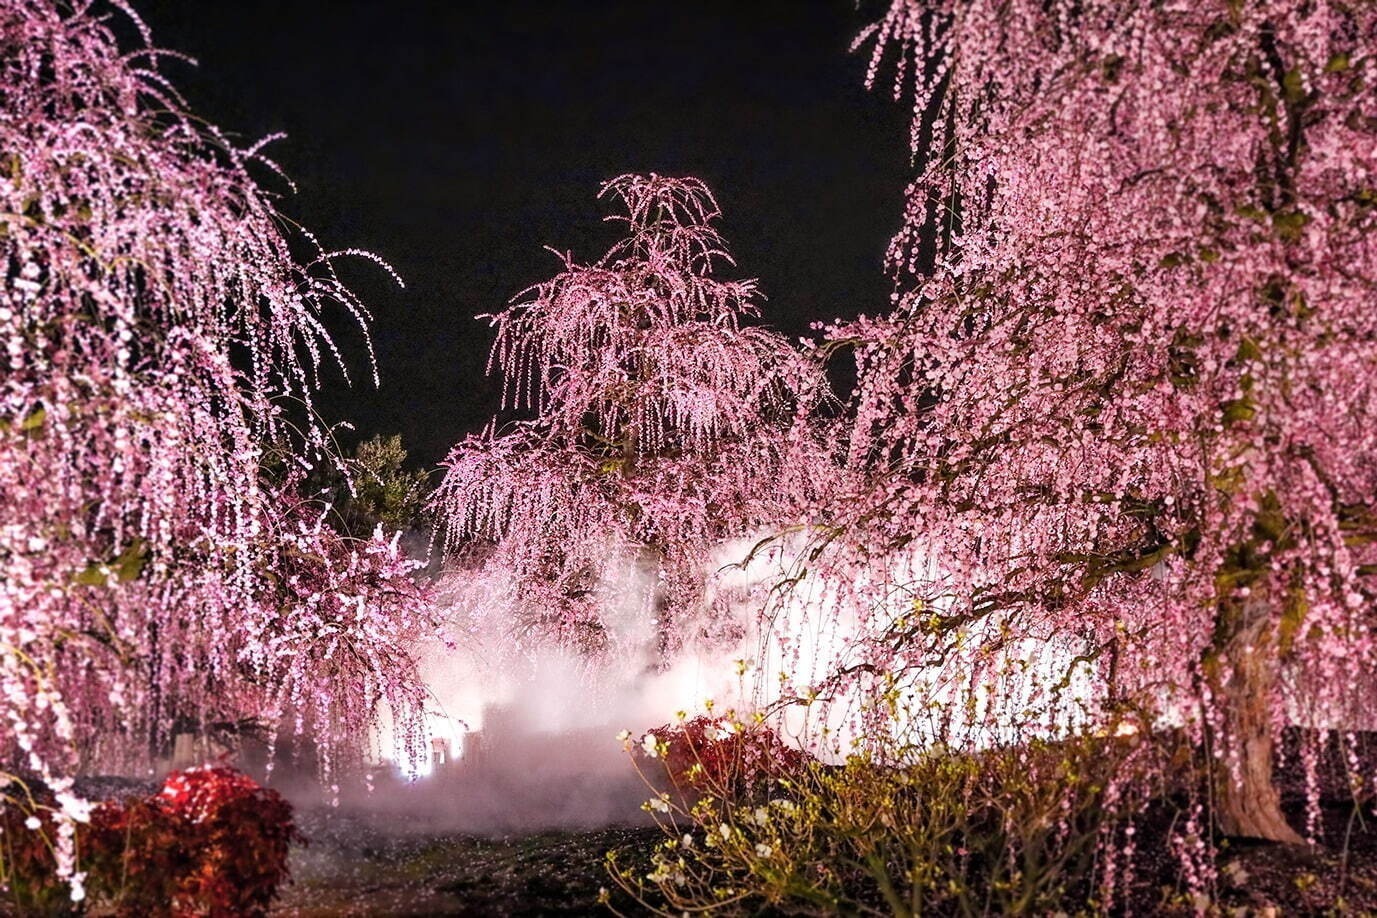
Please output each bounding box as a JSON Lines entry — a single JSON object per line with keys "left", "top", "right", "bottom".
{"left": 273, "top": 811, "right": 657, "bottom": 916}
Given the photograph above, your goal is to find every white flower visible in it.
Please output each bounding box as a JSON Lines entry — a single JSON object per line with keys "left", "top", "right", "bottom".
{"left": 681, "top": 833, "right": 694, "bottom": 849}
{"left": 649, "top": 795, "right": 671, "bottom": 813}
{"left": 616, "top": 729, "right": 631, "bottom": 742}
{"left": 755, "top": 843, "right": 773, "bottom": 858}
{"left": 55, "top": 792, "right": 93, "bottom": 824}
{"left": 24, "top": 816, "right": 41, "bottom": 830}
{"left": 719, "top": 823, "right": 731, "bottom": 840}
{"left": 641, "top": 733, "right": 660, "bottom": 758}
{"left": 1113, "top": 720, "right": 1139, "bottom": 738}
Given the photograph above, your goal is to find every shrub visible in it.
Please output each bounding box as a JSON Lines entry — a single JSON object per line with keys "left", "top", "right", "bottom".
{"left": 1, "top": 766, "right": 302, "bottom": 917}
{"left": 640, "top": 714, "right": 809, "bottom": 804}
{"left": 0, "top": 781, "right": 78, "bottom": 916}
{"left": 611, "top": 731, "right": 1157, "bottom": 916}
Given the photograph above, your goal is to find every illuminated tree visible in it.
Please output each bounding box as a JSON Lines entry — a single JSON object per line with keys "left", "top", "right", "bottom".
{"left": 0, "top": 0, "right": 432, "bottom": 862}
{"left": 837, "top": 0, "right": 1377, "bottom": 841}
{"left": 433, "top": 175, "right": 831, "bottom": 659}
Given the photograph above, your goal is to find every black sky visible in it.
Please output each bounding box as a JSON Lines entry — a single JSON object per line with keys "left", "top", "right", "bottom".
{"left": 137, "top": 1, "right": 911, "bottom": 468}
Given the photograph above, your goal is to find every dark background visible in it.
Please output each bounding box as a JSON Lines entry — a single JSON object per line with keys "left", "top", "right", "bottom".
{"left": 136, "top": 0, "right": 911, "bottom": 469}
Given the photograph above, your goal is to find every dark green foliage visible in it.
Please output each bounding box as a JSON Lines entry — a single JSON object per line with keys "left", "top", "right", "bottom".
{"left": 314, "top": 434, "right": 433, "bottom": 537}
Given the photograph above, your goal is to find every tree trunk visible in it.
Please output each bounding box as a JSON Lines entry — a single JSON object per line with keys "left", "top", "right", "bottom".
{"left": 1211, "top": 605, "right": 1303, "bottom": 844}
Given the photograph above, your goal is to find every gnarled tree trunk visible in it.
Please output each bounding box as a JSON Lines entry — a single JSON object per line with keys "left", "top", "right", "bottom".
{"left": 1211, "top": 604, "right": 1303, "bottom": 844}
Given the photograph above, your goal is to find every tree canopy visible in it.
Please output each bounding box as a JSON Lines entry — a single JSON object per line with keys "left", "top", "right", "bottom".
{"left": 825, "top": 0, "right": 1377, "bottom": 842}
{"left": 433, "top": 174, "right": 835, "bottom": 659}
{"left": 0, "top": 1, "right": 434, "bottom": 871}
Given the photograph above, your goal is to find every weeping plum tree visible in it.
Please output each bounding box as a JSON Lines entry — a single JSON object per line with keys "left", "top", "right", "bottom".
{"left": 834, "top": 0, "right": 1377, "bottom": 841}
{"left": 434, "top": 175, "right": 831, "bottom": 659}
{"left": 0, "top": 0, "right": 432, "bottom": 851}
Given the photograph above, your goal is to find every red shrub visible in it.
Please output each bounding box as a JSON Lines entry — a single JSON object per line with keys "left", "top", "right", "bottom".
{"left": 3, "top": 767, "right": 302, "bottom": 917}
{"left": 645, "top": 716, "right": 807, "bottom": 801}
{"left": 0, "top": 786, "right": 73, "bottom": 915}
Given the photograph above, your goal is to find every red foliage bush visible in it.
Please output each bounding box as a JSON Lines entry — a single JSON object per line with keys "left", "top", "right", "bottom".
{"left": 645, "top": 716, "right": 808, "bottom": 801}
{"left": 2, "top": 767, "right": 302, "bottom": 917}
{"left": 0, "top": 785, "right": 73, "bottom": 915}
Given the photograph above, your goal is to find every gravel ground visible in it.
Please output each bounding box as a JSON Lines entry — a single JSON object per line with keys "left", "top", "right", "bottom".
{"left": 272, "top": 809, "right": 658, "bottom": 917}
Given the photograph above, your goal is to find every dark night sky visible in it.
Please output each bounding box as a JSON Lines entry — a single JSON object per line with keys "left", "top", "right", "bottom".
{"left": 137, "top": 1, "right": 911, "bottom": 468}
